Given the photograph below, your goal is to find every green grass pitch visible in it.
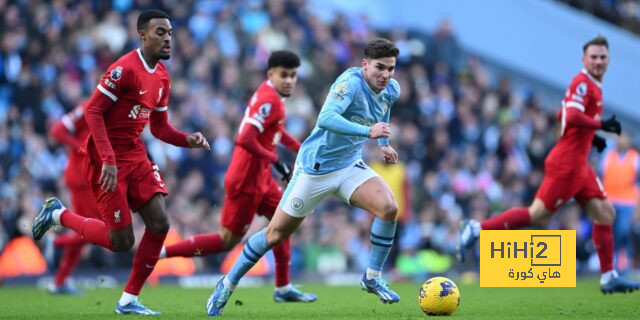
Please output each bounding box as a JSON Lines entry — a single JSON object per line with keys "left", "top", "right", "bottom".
{"left": 0, "top": 278, "right": 636, "bottom": 319}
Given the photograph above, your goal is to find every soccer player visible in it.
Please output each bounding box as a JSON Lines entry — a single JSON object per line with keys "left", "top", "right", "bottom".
{"left": 206, "top": 38, "right": 402, "bottom": 316}
{"left": 159, "top": 50, "right": 316, "bottom": 302}
{"left": 457, "top": 35, "right": 640, "bottom": 294}
{"left": 32, "top": 10, "right": 210, "bottom": 315}
{"left": 47, "top": 104, "right": 99, "bottom": 295}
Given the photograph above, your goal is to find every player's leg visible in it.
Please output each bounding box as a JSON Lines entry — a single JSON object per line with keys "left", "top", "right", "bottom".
{"left": 208, "top": 168, "right": 329, "bottom": 316}
{"left": 49, "top": 232, "right": 84, "bottom": 295}
{"left": 50, "top": 186, "right": 99, "bottom": 294}
{"left": 612, "top": 204, "right": 634, "bottom": 272}
{"left": 161, "top": 192, "right": 260, "bottom": 258}
{"left": 258, "top": 180, "right": 317, "bottom": 302}
{"left": 116, "top": 161, "right": 169, "bottom": 315}
{"left": 457, "top": 173, "right": 565, "bottom": 262}
{"left": 346, "top": 169, "right": 401, "bottom": 304}
{"left": 33, "top": 167, "right": 134, "bottom": 252}
{"left": 208, "top": 206, "right": 306, "bottom": 316}
{"left": 578, "top": 169, "right": 640, "bottom": 293}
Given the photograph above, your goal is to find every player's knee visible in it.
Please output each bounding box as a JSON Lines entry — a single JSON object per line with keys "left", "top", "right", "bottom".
{"left": 380, "top": 201, "right": 398, "bottom": 221}
{"left": 147, "top": 218, "right": 170, "bottom": 234}
{"left": 264, "top": 228, "right": 286, "bottom": 247}
{"left": 221, "top": 234, "right": 241, "bottom": 251}
{"left": 111, "top": 234, "right": 135, "bottom": 252}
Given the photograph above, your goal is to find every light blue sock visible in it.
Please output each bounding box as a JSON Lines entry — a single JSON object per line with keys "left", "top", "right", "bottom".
{"left": 227, "top": 229, "right": 271, "bottom": 285}
{"left": 368, "top": 218, "right": 397, "bottom": 272}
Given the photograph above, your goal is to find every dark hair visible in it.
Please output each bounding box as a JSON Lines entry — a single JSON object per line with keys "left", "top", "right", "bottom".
{"left": 583, "top": 35, "right": 609, "bottom": 53}
{"left": 364, "top": 38, "right": 399, "bottom": 60}
{"left": 137, "top": 10, "right": 170, "bottom": 31}
{"left": 268, "top": 50, "right": 301, "bottom": 69}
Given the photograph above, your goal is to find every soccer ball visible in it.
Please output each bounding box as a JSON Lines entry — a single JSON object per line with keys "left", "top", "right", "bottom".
{"left": 418, "top": 277, "right": 460, "bottom": 316}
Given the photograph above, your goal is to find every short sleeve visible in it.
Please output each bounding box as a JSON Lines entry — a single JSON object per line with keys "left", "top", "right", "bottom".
{"left": 96, "top": 63, "right": 130, "bottom": 102}
{"left": 245, "top": 96, "right": 283, "bottom": 133}
{"left": 155, "top": 81, "right": 170, "bottom": 111}
{"left": 322, "top": 77, "right": 359, "bottom": 114}
{"left": 563, "top": 78, "right": 590, "bottom": 113}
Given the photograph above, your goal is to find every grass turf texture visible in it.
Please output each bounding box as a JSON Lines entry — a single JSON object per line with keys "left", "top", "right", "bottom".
{"left": 0, "top": 278, "right": 636, "bottom": 319}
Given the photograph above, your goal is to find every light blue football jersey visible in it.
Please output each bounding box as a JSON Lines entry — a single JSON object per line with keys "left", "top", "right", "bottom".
{"left": 297, "top": 67, "right": 401, "bottom": 175}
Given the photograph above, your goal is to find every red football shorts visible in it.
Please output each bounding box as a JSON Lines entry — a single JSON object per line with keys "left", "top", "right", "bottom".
{"left": 84, "top": 158, "right": 168, "bottom": 230}
{"left": 536, "top": 165, "right": 606, "bottom": 212}
{"left": 221, "top": 177, "right": 282, "bottom": 236}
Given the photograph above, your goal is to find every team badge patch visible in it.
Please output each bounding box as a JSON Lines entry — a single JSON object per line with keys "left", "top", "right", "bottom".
{"left": 383, "top": 102, "right": 389, "bottom": 114}
{"left": 291, "top": 198, "right": 304, "bottom": 211}
{"left": 110, "top": 66, "right": 123, "bottom": 81}
{"left": 576, "top": 82, "right": 587, "bottom": 96}
{"left": 336, "top": 82, "right": 348, "bottom": 94}
{"left": 259, "top": 103, "right": 271, "bottom": 116}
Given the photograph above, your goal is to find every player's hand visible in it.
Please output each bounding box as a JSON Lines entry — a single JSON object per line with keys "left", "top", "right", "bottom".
{"left": 600, "top": 115, "right": 621, "bottom": 135}
{"left": 187, "top": 132, "right": 210, "bottom": 150}
{"left": 380, "top": 145, "right": 398, "bottom": 164}
{"left": 99, "top": 163, "right": 118, "bottom": 192}
{"left": 273, "top": 161, "right": 292, "bottom": 182}
{"left": 369, "top": 122, "right": 391, "bottom": 139}
{"left": 592, "top": 135, "right": 607, "bottom": 153}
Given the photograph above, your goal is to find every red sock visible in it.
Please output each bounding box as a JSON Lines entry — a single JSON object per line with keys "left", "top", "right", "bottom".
{"left": 593, "top": 224, "right": 614, "bottom": 273}
{"left": 481, "top": 207, "right": 531, "bottom": 230}
{"left": 124, "top": 228, "right": 167, "bottom": 295}
{"left": 60, "top": 210, "right": 113, "bottom": 250}
{"left": 165, "top": 233, "right": 224, "bottom": 258}
{"left": 54, "top": 240, "right": 85, "bottom": 286}
{"left": 54, "top": 232, "right": 87, "bottom": 247}
{"left": 272, "top": 237, "right": 291, "bottom": 287}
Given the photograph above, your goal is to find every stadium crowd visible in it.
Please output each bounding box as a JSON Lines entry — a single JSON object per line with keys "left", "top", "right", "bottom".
{"left": 558, "top": 0, "right": 640, "bottom": 35}
{"left": 0, "top": 0, "right": 637, "bottom": 279}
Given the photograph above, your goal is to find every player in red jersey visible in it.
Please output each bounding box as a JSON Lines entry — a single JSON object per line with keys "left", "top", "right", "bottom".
{"left": 47, "top": 104, "right": 100, "bottom": 295}
{"left": 458, "top": 36, "right": 639, "bottom": 294}
{"left": 159, "top": 51, "right": 317, "bottom": 302}
{"left": 33, "top": 10, "right": 210, "bottom": 315}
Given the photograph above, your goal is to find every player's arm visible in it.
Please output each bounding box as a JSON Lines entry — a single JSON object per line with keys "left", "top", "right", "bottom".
{"left": 85, "top": 86, "right": 117, "bottom": 164}
{"left": 150, "top": 84, "right": 209, "bottom": 150}
{"left": 279, "top": 129, "right": 301, "bottom": 152}
{"left": 50, "top": 111, "right": 84, "bottom": 151}
{"left": 236, "top": 124, "right": 278, "bottom": 162}
{"left": 317, "top": 78, "right": 378, "bottom": 138}
{"left": 149, "top": 109, "right": 190, "bottom": 147}
{"left": 378, "top": 80, "right": 399, "bottom": 163}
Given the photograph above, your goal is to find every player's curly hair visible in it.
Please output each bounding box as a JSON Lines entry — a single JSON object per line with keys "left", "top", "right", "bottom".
{"left": 137, "top": 10, "right": 170, "bottom": 31}
{"left": 364, "top": 38, "right": 399, "bottom": 60}
{"left": 583, "top": 35, "right": 608, "bottom": 53}
{"left": 268, "top": 50, "right": 301, "bottom": 69}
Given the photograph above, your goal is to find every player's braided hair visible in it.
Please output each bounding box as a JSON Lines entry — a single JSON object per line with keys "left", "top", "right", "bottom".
{"left": 364, "top": 38, "right": 399, "bottom": 60}
{"left": 583, "top": 35, "right": 609, "bottom": 53}
{"left": 137, "top": 10, "right": 170, "bottom": 31}
{"left": 268, "top": 50, "right": 301, "bottom": 69}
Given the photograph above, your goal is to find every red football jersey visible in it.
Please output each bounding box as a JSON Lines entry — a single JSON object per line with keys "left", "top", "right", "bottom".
{"left": 225, "top": 81, "right": 286, "bottom": 195}
{"left": 60, "top": 106, "right": 91, "bottom": 188}
{"left": 546, "top": 69, "right": 603, "bottom": 172}
{"left": 85, "top": 49, "right": 170, "bottom": 164}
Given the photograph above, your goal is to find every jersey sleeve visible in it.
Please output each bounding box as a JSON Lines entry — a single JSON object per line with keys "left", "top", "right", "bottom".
{"left": 245, "top": 95, "right": 283, "bottom": 133}
{"left": 378, "top": 79, "right": 401, "bottom": 146}
{"left": 95, "top": 63, "right": 131, "bottom": 102}
{"left": 563, "top": 77, "right": 591, "bottom": 113}
{"left": 316, "top": 77, "right": 370, "bottom": 137}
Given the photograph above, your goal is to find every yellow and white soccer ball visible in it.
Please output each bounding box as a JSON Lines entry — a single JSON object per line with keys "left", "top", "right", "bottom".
{"left": 418, "top": 277, "right": 460, "bottom": 316}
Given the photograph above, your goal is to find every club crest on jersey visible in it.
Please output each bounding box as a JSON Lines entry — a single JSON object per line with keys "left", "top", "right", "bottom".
{"left": 576, "top": 82, "right": 587, "bottom": 96}
{"left": 259, "top": 103, "right": 271, "bottom": 116}
{"left": 383, "top": 102, "right": 389, "bottom": 114}
{"left": 336, "top": 82, "right": 348, "bottom": 94}
{"left": 110, "top": 66, "right": 123, "bottom": 81}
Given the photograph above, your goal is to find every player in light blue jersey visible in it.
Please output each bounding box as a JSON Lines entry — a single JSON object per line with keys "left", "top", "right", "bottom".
{"left": 206, "top": 38, "right": 402, "bottom": 316}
